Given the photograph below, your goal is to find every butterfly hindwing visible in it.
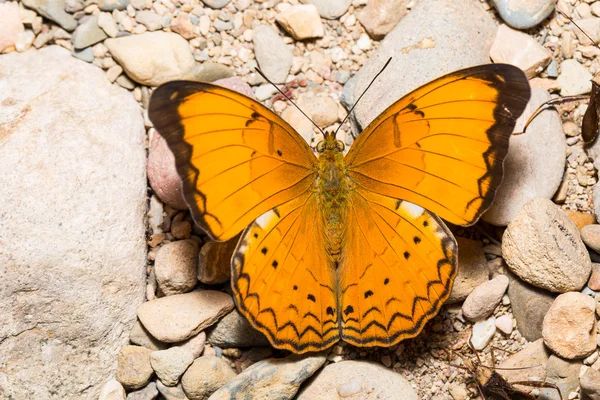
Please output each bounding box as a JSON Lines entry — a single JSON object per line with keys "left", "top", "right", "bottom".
{"left": 345, "top": 64, "right": 531, "bottom": 227}
{"left": 149, "top": 81, "right": 318, "bottom": 240}
{"left": 232, "top": 193, "right": 339, "bottom": 353}
{"left": 340, "top": 189, "right": 457, "bottom": 346}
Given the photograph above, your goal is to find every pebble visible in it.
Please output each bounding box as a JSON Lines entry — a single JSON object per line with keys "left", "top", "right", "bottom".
{"left": 147, "top": 132, "right": 188, "bottom": 210}
{"left": 484, "top": 89, "right": 565, "bottom": 226}
{"left": 558, "top": 59, "right": 593, "bottom": 96}
{"left": 571, "top": 18, "right": 600, "bottom": 46}
{"left": 99, "top": 379, "right": 126, "bottom": 400}
{"left": 543, "top": 355, "right": 582, "bottom": 400}
{"left": 281, "top": 106, "right": 315, "bottom": 144}
{"left": 185, "top": 63, "right": 235, "bottom": 83}
{"left": 582, "top": 225, "right": 600, "bottom": 254}
{"left": 151, "top": 347, "right": 195, "bottom": 386}
{"left": 542, "top": 292, "right": 597, "bottom": 359}
{"left": 489, "top": 24, "right": 551, "bottom": 79}
{"left": 491, "top": 0, "right": 555, "bottom": 29}
{"left": 22, "top": 0, "right": 77, "bottom": 31}
{"left": 276, "top": 5, "right": 324, "bottom": 40}
{"left": 105, "top": 31, "right": 196, "bottom": 86}
{"left": 446, "top": 238, "right": 489, "bottom": 304}
{"left": 201, "top": 0, "right": 230, "bottom": 9}
{"left": 502, "top": 197, "right": 592, "bottom": 293}
{"left": 130, "top": 320, "right": 168, "bottom": 351}
{"left": 566, "top": 211, "right": 597, "bottom": 231}
{"left": 155, "top": 239, "right": 198, "bottom": 296}
{"left": 135, "top": 11, "right": 164, "bottom": 31}
{"left": 462, "top": 275, "right": 509, "bottom": 321}
{"left": 252, "top": 24, "right": 293, "bottom": 84}
{"left": 171, "top": 221, "right": 191, "bottom": 239}
{"left": 588, "top": 263, "right": 600, "bottom": 291}
{"left": 126, "top": 382, "right": 158, "bottom": 400}
{"left": 15, "top": 30, "right": 35, "bottom": 52}
{"left": 580, "top": 367, "right": 600, "bottom": 400}
{"left": 297, "top": 92, "right": 339, "bottom": 128}
{"left": 498, "top": 339, "right": 550, "bottom": 383}
{"left": 350, "top": 0, "right": 495, "bottom": 131}
{"left": 357, "top": 0, "right": 409, "bottom": 39}
{"left": 72, "top": 46, "right": 94, "bottom": 62}
{"left": 301, "top": 0, "right": 351, "bottom": 19}
{"left": 174, "top": 331, "right": 206, "bottom": 359}
{"left": 507, "top": 272, "right": 556, "bottom": 341}
{"left": 156, "top": 381, "right": 188, "bottom": 400}
{"left": 116, "top": 345, "right": 154, "bottom": 390}
{"left": 0, "top": 2, "right": 24, "bottom": 52}
{"left": 206, "top": 309, "right": 270, "bottom": 348}
{"left": 197, "top": 238, "right": 237, "bottom": 285}
{"left": 170, "top": 14, "right": 195, "bottom": 39}
{"left": 137, "top": 290, "right": 234, "bottom": 343}
{"left": 181, "top": 356, "right": 237, "bottom": 400}
{"left": 210, "top": 354, "right": 326, "bottom": 400}
{"left": 106, "top": 65, "right": 123, "bottom": 83}
{"left": 97, "top": 12, "right": 119, "bottom": 38}
{"left": 494, "top": 314, "right": 513, "bottom": 335}
{"left": 99, "top": 0, "right": 129, "bottom": 11}
{"left": 470, "top": 317, "right": 496, "bottom": 350}
{"left": 297, "top": 360, "right": 418, "bottom": 400}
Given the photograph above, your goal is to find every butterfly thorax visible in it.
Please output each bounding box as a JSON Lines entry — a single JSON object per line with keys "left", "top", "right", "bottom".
{"left": 316, "top": 136, "right": 352, "bottom": 263}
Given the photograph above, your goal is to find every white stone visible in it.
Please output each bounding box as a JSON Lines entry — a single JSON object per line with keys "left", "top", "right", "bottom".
{"left": 471, "top": 317, "right": 496, "bottom": 350}
{"left": 558, "top": 59, "right": 593, "bottom": 96}
{"left": 490, "top": 24, "right": 551, "bottom": 78}
{"left": 99, "top": 379, "right": 126, "bottom": 400}
{"left": 495, "top": 314, "right": 513, "bottom": 335}
{"left": 0, "top": 46, "right": 146, "bottom": 399}
{"left": 276, "top": 4, "right": 324, "bottom": 40}
{"left": 253, "top": 24, "right": 293, "bottom": 84}
{"left": 98, "top": 12, "right": 119, "bottom": 38}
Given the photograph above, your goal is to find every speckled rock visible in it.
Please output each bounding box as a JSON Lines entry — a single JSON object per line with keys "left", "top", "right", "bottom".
{"left": 0, "top": 46, "right": 146, "bottom": 399}
{"left": 155, "top": 240, "right": 199, "bottom": 295}
{"left": 502, "top": 197, "right": 592, "bottom": 293}
{"left": 22, "top": 0, "right": 77, "bottom": 31}
{"left": 206, "top": 309, "right": 270, "bottom": 348}
{"left": 356, "top": 0, "right": 410, "bottom": 39}
{"left": 350, "top": 0, "right": 495, "bottom": 131}
{"left": 462, "top": 275, "right": 509, "bottom": 321}
{"left": 210, "top": 354, "right": 326, "bottom": 400}
{"left": 446, "top": 238, "right": 489, "bottom": 304}
{"left": 181, "top": 356, "right": 237, "bottom": 400}
{"left": 542, "top": 292, "right": 597, "bottom": 359}
{"left": 138, "top": 291, "right": 234, "bottom": 343}
{"left": 484, "top": 89, "right": 565, "bottom": 226}
{"left": 252, "top": 24, "right": 293, "bottom": 84}
{"left": 151, "top": 347, "right": 195, "bottom": 386}
{"left": 507, "top": 272, "right": 556, "bottom": 341}
{"left": 297, "top": 360, "right": 417, "bottom": 400}
{"left": 198, "top": 238, "right": 237, "bottom": 285}
{"left": 300, "top": 0, "right": 350, "bottom": 19}
{"left": 116, "top": 346, "right": 154, "bottom": 390}
{"left": 491, "top": 0, "right": 555, "bottom": 29}
{"left": 105, "top": 32, "right": 196, "bottom": 86}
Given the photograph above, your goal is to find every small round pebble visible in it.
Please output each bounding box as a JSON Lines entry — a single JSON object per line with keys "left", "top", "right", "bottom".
{"left": 495, "top": 314, "right": 513, "bottom": 335}
{"left": 116, "top": 345, "right": 154, "bottom": 390}
{"left": 462, "top": 275, "right": 509, "bottom": 321}
{"left": 154, "top": 239, "right": 199, "bottom": 295}
{"left": 491, "top": 0, "right": 555, "bottom": 29}
{"left": 181, "top": 356, "right": 237, "bottom": 400}
{"left": 151, "top": 347, "right": 195, "bottom": 386}
{"left": 582, "top": 225, "right": 600, "bottom": 253}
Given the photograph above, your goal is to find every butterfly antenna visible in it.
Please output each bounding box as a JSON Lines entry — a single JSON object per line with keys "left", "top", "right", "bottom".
{"left": 254, "top": 67, "right": 326, "bottom": 137}
{"left": 334, "top": 57, "right": 393, "bottom": 138}
{"left": 558, "top": 9, "right": 599, "bottom": 47}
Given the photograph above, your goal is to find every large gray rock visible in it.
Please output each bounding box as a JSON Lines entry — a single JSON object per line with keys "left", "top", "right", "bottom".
{"left": 0, "top": 46, "right": 147, "bottom": 399}
{"left": 484, "top": 88, "right": 565, "bottom": 226}
{"left": 348, "top": 0, "right": 495, "bottom": 130}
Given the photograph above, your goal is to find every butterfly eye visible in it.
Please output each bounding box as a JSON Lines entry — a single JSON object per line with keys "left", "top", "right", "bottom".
{"left": 316, "top": 141, "right": 325, "bottom": 153}
{"left": 336, "top": 140, "right": 345, "bottom": 152}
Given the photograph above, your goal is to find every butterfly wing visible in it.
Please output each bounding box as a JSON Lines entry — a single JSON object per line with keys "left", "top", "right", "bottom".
{"left": 339, "top": 190, "right": 457, "bottom": 346}
{"left": 149, "top": 81, "right": 318, "bottom": 240}
{"left": 345, "top": 64, "right": 530, "bottom": 226}
{"left": 231, "top": 193, "right": 339, "bottom": 353}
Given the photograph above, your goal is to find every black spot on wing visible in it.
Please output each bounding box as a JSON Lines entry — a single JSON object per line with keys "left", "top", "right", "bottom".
{"left": 364, "top": 290, "right": 374, "bottom": 299}
{"left": 344, "top": 305, "right": 354, "bottom": 316}
{"left": 307, "top": 294, "right": 316, "bottom": 302}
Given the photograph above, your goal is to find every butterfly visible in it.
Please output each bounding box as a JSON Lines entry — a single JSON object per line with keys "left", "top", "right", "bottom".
{"left": 148, "top": 63, "right": 530, "bottom": 353}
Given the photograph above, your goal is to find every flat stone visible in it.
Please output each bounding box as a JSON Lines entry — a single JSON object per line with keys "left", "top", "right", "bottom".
{"left": 206, "top": 309, "right": 270, "bottom": 348}
{"left": 183, "top": 65, "right": 235, "bottom": 83}
{"left": 198, "top": 238, "right": 237, "bottom": 285}
{"left": 135, "top": 11, "right": 163, "bottom": 31}
{"left": 507, "top": 272, "right": 556, "bottom": 341}
{"left": 498, "top": 339, "right": 550, "bottom": 384}
{"left": 588, "top": 263, "right": 600, "bottom": 291}
{"left": 502, "top": 197, "right": 592, "bottom": 293}
{"left": 462, "top": 275, "right": 509, "bottom": 321}
{"left": 116, "top": 345, "right": 154, "bottom": 390}
{"left": 543, "top": 292, "right": 597, "bottom": 359}
{"left": 130, "top": 320, "right": 168, "bottom": 351}
{"left": 349, "top": 0, "right": 495, "bottom": 132}
{"left": 571, "top": 18, "right": 600, "bottom": 46}
{"left": 0, "top": 2, "right": 24, "bottom": 52}
{"left": 489, "top": 24, "right": 551, "bottom": 79}
{"left": 138, "top": 290, "right": 234, "bottom": 343}
{"left": 253, "top": 24, "right": 292, "bottom": 84}
{"left": 558, "top": 59, "right": 593, "bottom": 96}
{"left": 72, "top": 15, "right": 108, "bottom": 49}
{"left": 484, "top": 89, "right": 565, "bottom": 226}
{"left": 174, "top": 331, "right": 206, "bottom": 359}
{"left": 151, "top": 347, "right": 195, "bottom": 386}
{"left": 543, "top": 355, "right": 582, "bottom": 400}
{"left": 22, "top": 0, "right": 77, "bottom": 31}
{"left": 99, "top": 0, "right": 129, "bottom": 11}
{"left": 582, "top": 225, "right": 600, "bottom": 253}
{"left": 105, "top": 32, "right": 196, "bottom": 86}
{"left": 297, "top": 360, "right": 417, "bottom": 400}
{"left": 276, "top": 5, "right": 324, "bottom": 40}
{"left": 491, "top": 0, "right": 555, "bottom": 29}
{"left": 210, "top": 354, "right": 326, "bottom": 400}
{"left": 356, "top": 0, "right": 410, "bottom": 39}
{"left": 155, "top": 240, "right": 199, "bottom": 296}
{"left": 0, "top": 46, "right": 146, "bottom": 399}
{"left": 181, "top": 356, "right": 237, "bottom": 400}
{"left": 446, "top": 238, "right": 489, "bottom": 304}
{"left": 300, "top": 0, "right": 350, "bottom": 19}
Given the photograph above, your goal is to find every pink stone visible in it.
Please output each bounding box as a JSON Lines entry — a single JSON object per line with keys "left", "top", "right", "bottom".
{"left": 0, "top": 2, "right": 24, "bottom": 53}
{"left": 147, "top": 130, "right": 188, "bottom": 210}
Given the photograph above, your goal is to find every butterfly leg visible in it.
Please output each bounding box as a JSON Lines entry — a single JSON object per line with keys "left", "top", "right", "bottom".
{"left": 509, "top": 380, "right": 562, "bottom": 400}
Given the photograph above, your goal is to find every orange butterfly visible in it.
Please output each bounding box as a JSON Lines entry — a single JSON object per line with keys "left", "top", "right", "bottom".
{"left": 148, "top": 64, "right": 530, "bottom": 353}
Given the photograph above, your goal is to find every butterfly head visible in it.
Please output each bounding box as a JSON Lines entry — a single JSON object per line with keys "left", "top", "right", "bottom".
{"left": 316, "top": 133, "right": 345, "bottom": 154}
